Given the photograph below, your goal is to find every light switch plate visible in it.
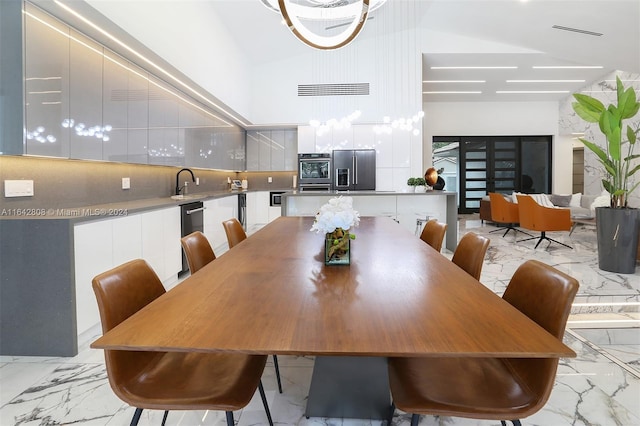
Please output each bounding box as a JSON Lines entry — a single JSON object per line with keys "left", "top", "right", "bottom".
{"left": 122, "top": 177, "right": 130, "bottom": 189}
{"left": 4, "top": 180, "right": 34, "bottom": 197}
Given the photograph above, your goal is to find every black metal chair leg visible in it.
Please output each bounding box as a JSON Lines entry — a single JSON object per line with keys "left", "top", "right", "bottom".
{"left": 517, "top": 235, "right": 538, "bottom": 244}
{"left": 493, "top": 225, "right": 532, "bottom": 238}
{"left": 130, "top": 408, "right": 143, "bottom": 426}
{"left": 531, "top": 232, "right": 572, "bottom": 249}
{"left": 546, "top": 236, "right": 573, "bottom": 249}
{"left": 489, "top": 226, "right": 508, "bottom": 234}
{"left": 511, "top": 420, "right": 522, "bottom": 426}
{"left": 225, "top": 411, "right": 234, "bottom": 426}
{"left": 501, "top": 422, "right": 507, "bottom": 426}
{"left": 161, "top": 410, "right": 168, "bottom": 426}
{"left": 258, "top": 380, "right": 274, "bottom": 426}
{"left": 411, "top": 413, "right": 420, "bottom": 426}
{"left": 273, "top": 355, "right": 283, "bottom": 393}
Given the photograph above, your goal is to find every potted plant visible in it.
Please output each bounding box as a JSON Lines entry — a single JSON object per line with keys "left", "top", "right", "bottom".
{"left": 414, "top": 177, "right": 427, "bottom": 193}
{"left": 572, "top": 76, "right": 640, "bottom": 273}
{"left": 407, "top": 177, "right": 417, "bottom": 192}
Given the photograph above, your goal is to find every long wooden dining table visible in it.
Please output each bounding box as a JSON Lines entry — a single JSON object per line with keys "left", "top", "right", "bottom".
{"left": 92, "top": 216, "right": 575, "bottom": 420}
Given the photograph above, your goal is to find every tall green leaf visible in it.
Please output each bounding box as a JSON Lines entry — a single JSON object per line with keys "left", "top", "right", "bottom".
{"left": 627, "top": 125, "right": 637, "bottom": 145}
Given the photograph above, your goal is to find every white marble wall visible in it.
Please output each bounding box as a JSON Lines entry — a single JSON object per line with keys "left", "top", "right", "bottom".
{"left": 559, "top": 71, "right": 640, "bottom": 207}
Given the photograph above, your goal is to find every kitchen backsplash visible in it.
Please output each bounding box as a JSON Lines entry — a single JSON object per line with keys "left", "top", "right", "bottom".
{"left": 0, "top": 156, "right": 296, "bottom": 210}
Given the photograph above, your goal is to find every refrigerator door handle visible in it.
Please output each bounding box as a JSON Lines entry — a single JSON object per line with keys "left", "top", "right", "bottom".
{"left": 353, "top": 156, "right": 357, "bottom": 185}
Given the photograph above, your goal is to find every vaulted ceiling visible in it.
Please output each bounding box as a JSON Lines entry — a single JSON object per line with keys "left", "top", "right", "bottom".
{"left": 212, "top": 0, "right": 640, "bottom": 103}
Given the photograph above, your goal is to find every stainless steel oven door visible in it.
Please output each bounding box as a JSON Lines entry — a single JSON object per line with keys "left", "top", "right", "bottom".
{"left": 298, "top": 153, "right": 332, "bottom": 188}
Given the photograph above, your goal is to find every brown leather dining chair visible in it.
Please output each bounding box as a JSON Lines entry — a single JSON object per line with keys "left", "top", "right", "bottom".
{"left": 388, "top": 259, "right": 579, "bottom": 426}
{"left": 92, "top": 259, "right": 273, "bottom": 426}
{"left": 219, "top": 218, "right": 283, "bottom": 393}
{"left": 419, "top": 219, "right": 448, "bottom": 252}
{"left": 516, "top": 194, "right": 573, "bottom": 249}
{"left": 451, "top": 231, "right": 490, "bottom": 281}
{"left": 180, "top": 231, "right": 216, "bottom": 274}
{"left": 489, "top": 192, "right": 531, "bottom": 237}
{"left": 222, "top": 217, "right": 247, "bottom": 249}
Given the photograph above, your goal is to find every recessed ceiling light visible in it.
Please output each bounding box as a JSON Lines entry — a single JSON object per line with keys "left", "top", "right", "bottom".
{"left": 506, "top": 79, "right": 585, "bottom": 83}
{"left": 422, "top": 80, "right": 486, "bottom": 83}
{"left": 496, "top": 90, "right": 570, "bottom": 94}
{"left": 431, "top": 66, "right": 517, "bottom": 70}
{"left": 423, "top": 91, "right": 482, "bottom": 94}
{"left": 532, "top": 65, "right": 603, "bottom": 69}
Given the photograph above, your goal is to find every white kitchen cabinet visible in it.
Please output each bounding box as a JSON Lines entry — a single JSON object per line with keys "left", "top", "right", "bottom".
{"left": 112, "top": 215, "right": 143, "bottom": 266}
{"left": 203, "top": 195, "right": 238, "bottom": 253}
{"left": 246, "top": 191, "right": 258, "bottom": 229}
{"left": 74, "top": 219, "right": 114, "bottom": 337}
{"left": 255, "top": 191, "right": 270, "bottom": 224}
{"left": 141, "top": 207, "right": 181, "bottom": 283}
{"left": 332, "top": 127, "right": 354, "bottom": 150}
{"left": 162, "top": 207, "right": 182, "bottom": 286}
{"left": 73, "top": 206, "right": 181, "bottom": 337}
{"left": 297, "top": 125, "right": 316, "bottom": 153}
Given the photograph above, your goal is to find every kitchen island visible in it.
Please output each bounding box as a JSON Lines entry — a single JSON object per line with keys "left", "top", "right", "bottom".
{"left": 281, "top": 190, "right": 457, "bottom": 251}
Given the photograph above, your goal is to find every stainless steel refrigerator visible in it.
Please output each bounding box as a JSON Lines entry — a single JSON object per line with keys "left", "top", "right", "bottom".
{"left": 332, "top": 149, "right": 376, "bottom": 191}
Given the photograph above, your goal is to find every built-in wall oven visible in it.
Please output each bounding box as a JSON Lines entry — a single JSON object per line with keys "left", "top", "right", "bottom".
{"left": 298, "top": 153, "right": 332, "bottom": 191}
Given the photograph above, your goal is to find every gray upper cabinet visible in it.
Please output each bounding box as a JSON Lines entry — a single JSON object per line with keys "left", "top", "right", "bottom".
{"left": 20, "top": 2, "right": 245, "bottom": 169}
{"left": 148, "top": 76, "right": 181, "bottom": 166}
{"left": 69, "top": 30, "right": 104, "bottom": 161}
{"left": 24, "top": 5, "right": 70, "bottom": 158}
{"left": 246, "top": 129, "right": 298, "bottom": 171}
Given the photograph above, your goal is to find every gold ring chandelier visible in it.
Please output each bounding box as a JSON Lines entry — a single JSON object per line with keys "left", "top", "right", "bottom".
{"left": 261, "top": 0, "right": 388, "bottom": 50}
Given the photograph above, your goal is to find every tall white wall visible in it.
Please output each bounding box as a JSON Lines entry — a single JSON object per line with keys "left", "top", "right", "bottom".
{"left": 248, "top": 4, "right": 422, "bottom": 126}
{"left": 422, "top": 101, "right": 571, "bottom": 194}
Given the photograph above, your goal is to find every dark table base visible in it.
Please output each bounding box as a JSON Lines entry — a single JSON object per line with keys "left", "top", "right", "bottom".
{"left": 305, "top": 356, "right": 392, "bottom": 420}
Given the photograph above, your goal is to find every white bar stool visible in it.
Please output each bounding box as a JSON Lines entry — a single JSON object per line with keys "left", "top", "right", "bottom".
{"left": 415, "top": 217, "right": 431, "bottom": 236}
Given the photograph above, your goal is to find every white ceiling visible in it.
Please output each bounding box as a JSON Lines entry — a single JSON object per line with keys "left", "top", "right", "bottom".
{"left": 212, "top": 0, "right": 640, "bottom": 103}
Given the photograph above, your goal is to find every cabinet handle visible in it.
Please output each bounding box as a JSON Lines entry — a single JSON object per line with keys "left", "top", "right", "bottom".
{"left": 186, "top": 207, "right": 206, "bottom": 215}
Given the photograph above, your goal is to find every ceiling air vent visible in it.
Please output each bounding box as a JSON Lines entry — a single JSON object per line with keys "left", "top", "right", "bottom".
{"left": 298, "top": 83, "right": 370, "bottom": 97}
{"left": 552, "top": 25, "right": 602, "bottom": 37}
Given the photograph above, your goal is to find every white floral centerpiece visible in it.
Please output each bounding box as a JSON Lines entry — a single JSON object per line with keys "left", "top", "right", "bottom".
{"left": 310, "top": 196, "right": 360, "bottom": 264}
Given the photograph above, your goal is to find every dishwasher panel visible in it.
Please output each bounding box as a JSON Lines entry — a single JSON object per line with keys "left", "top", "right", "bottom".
{"left": 180, "top": 201, "right": 204, "bottom": 275}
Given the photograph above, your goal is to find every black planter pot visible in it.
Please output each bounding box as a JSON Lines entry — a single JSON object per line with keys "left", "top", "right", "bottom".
{"left": 595, "top": 207, "right": 640, "bottom": 274}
